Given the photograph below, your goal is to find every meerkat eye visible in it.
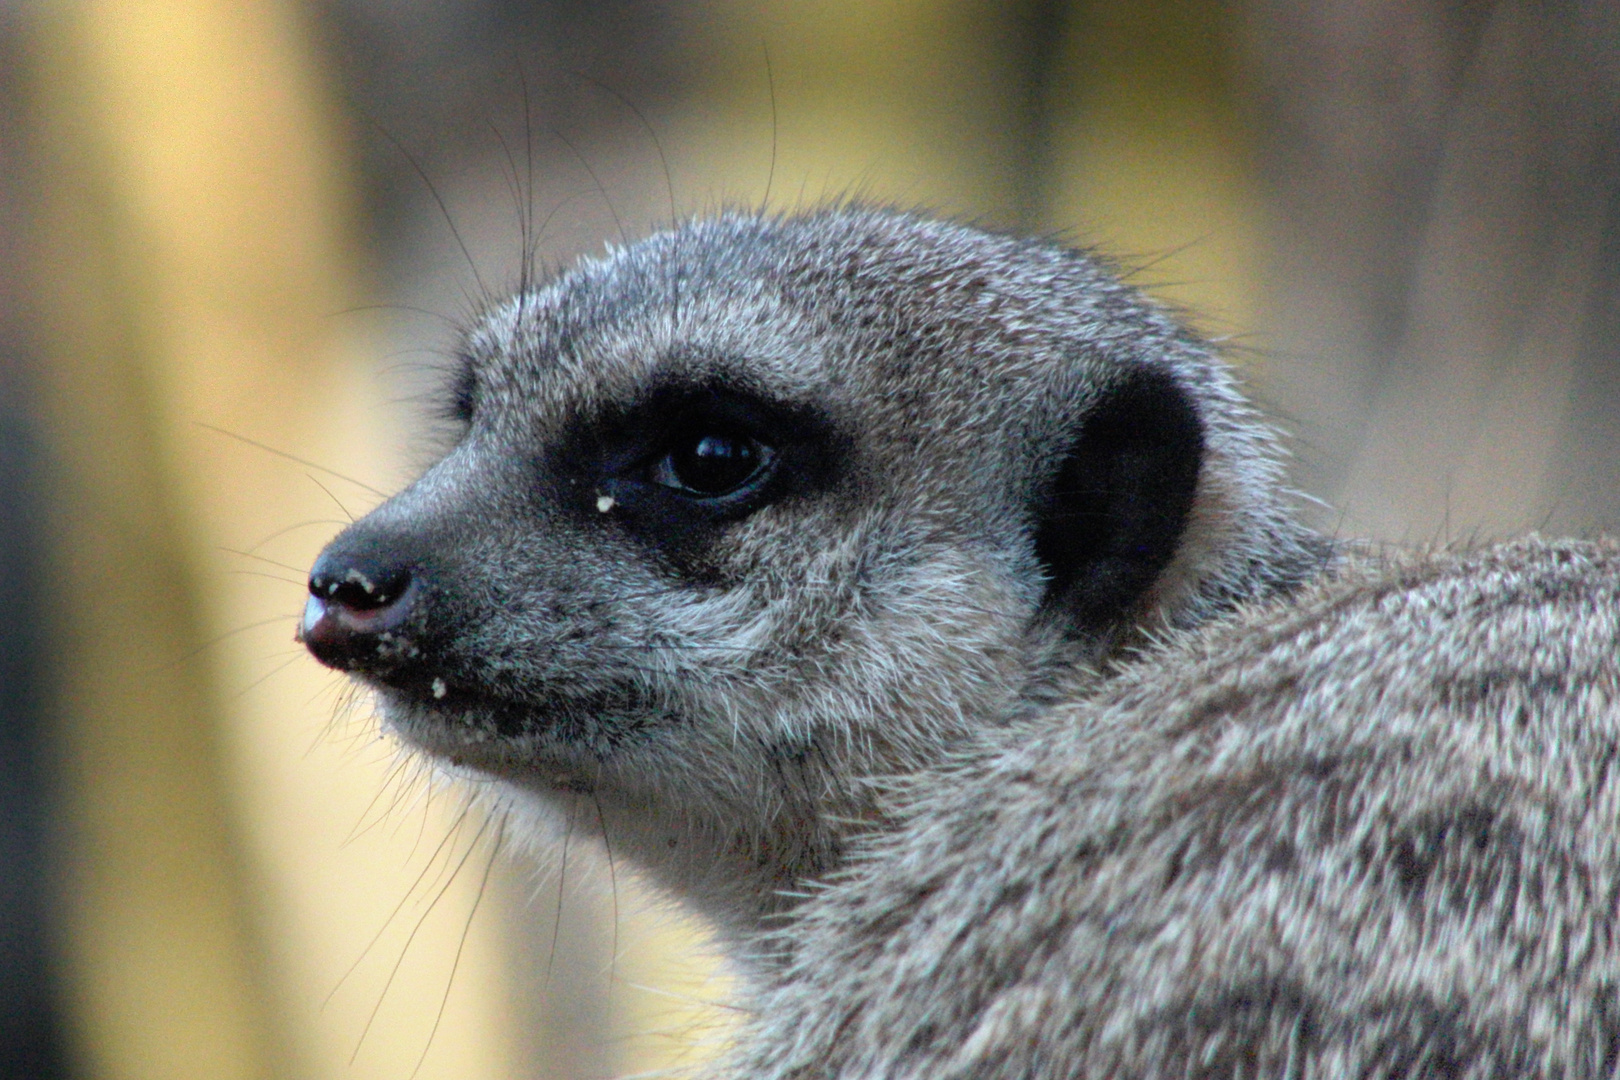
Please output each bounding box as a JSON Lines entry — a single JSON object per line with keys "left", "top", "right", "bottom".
{"left": 649, "top": 429, "right": 776, "bottom": 498}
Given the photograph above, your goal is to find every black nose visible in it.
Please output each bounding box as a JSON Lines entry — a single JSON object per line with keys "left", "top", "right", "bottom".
{"left": 301, "top": 547, "right": 418, "bottom": 673}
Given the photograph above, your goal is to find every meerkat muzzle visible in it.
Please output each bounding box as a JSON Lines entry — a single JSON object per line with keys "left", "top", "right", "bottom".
{"left": 301, "top": 550, "right": 419, "bottom": 673}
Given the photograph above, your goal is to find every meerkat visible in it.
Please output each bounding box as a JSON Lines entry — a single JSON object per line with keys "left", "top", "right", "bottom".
{"left": 299, "top": 207, "right": 1620, "bottom": 1075}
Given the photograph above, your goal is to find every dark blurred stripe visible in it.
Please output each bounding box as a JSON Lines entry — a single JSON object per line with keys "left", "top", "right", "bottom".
{"left": 0, "top": 385, "right": 71, "bottom": 1080}
{"left": 0, "top": 13, "right": 72, "bottom": 1070}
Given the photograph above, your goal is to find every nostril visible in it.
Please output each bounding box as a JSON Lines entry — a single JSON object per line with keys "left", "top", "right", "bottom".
{"left": 308, "top": 554, "right": 413, "bottom": 613}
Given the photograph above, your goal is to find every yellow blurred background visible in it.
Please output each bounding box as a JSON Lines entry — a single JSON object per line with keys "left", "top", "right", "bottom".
{"left": 0, "top": 1, "right": 1614, "bottom": 1078}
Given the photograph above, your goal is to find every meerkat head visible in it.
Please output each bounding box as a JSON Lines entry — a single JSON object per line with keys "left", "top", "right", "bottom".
{"left": 300, "top": 207, "right": 1318, "bottom": 944}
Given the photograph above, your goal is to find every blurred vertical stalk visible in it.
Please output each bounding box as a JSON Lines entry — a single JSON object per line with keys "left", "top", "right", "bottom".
{"left": 1241, "top": 0, "right": 1620, "bottom": 536}
{"left": 0, "top": 11, "right": 73, "bottom": 1079}
{"left": 1328, "top": 0, "right": 1620, "bottom": 537}
{"left": 29, "top": 4, "right": 292, "bottom": 1077}
{"left": 1007, "top": 0, "right": 1072, "bottom": 233}
{"left": 28, "top": 2, "right": 528, "bottom": 1079}
{"left": 1039, "top": 0, "right": 1263, "bottom": 333}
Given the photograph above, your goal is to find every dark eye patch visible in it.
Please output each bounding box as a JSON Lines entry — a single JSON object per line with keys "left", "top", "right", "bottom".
{"left": 550, "top": 379, "right": 845, "bottom": 564}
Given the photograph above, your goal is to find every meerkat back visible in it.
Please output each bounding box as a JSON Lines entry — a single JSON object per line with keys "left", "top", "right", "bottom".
{"left": 732, "top": 538, "right": 1620, "bottom": 1079}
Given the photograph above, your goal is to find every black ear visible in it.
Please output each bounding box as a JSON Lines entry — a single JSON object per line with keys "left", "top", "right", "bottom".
{"left": 1031, "top": 364, "right": 1204, "bottom": 634}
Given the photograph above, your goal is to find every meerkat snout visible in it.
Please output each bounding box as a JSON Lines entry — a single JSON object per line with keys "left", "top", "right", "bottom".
{"left": 301, "top": 546, "right": 420, "bottom": 672}
{"left": 302, "top": 207, "right": 1323, "bottom": 948}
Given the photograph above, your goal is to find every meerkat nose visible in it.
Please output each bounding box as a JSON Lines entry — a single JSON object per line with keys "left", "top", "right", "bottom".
{"left": 300, "top": 549, "right": 418, "bottom": 673}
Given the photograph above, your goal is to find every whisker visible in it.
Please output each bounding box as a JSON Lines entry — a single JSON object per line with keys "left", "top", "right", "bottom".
{"left": 544, "top": 794, "right": 577, "bottom": 986}
{"left": 220, "top": 547, "right": 310, "bottom": 576}
{"left": 372, "top": 123, "right": 492, "bottom": 303}
{"left": 403, "top": 780, "right": 441, "bottom": 861}
{"left": 533, "top": 188, "right": 598, "bottom": 248}
{"left": 341, "top": 754, "right": 422, "bottom": 849}
{"left": 233, "top": 652, "right": 309, "bottom": 700}
{"left": 488, "top": 119, "right": 528, "bottom": 270}
{"left": 609, "top": 978, "right": 747, "bottom": 1013}
{"left": 519, "top": 66, "right": 537, "bottom": 295}
{"left": 328, "top": 302, "right": 461, "bottom": 330}
{"left": 326, "top": 802, "right": 472, "bottom": 1010}
{"left": 551, "top": 126, "right": 628, "bottom": 248}
{"left": 194, "top": 422, "right": 388, "bottom": 498}
{"left": 350, "top": 810, "right": 491, "bottom": 1064}
{"left": 304, "top": 472, "right": 357, "bottom": 523}
{"left": 408, "top": 810, "right": 508, "bottom": 1080}
{"left": 224, "top": 569, "right": 305, "bottom": 587}
{"left": 156, "top": 615, "right": 300, "bottom": 670}
{"left": 576, "top": 73, "right": 677, "bottom": 227}
{"left": 244, "top": 518, "right": 355, "bottom": 555}
{"left": 593, "top": 792, "right": 621, "bottom": 1017}
{"left": 762, "top": 44, "right": 778, "bottom": 210}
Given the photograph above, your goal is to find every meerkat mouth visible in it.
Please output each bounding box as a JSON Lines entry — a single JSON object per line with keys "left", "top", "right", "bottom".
{"left": 373, "top": 676, "right": 682, "bottom": 769}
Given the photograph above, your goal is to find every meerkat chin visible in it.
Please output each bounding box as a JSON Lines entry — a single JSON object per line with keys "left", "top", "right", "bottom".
{"left": 299, "top": 207, "right": 1323, "bottom": 949}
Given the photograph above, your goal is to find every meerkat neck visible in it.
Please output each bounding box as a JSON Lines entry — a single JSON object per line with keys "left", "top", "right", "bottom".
{"left": 511, "top": 761, "right": 882, "bottom": 957}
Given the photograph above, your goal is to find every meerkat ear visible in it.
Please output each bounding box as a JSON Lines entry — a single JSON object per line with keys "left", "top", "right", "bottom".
{"left": 1031, "top": 364, "right": 1204, "bottom": 635}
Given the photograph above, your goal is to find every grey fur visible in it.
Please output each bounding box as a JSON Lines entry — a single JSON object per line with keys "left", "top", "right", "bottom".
{"left": 732, "top": 537, "right": 1620, "bottom": 1079}
{"left": 300, "top": 208, "right": 1620, "bottom": 1077}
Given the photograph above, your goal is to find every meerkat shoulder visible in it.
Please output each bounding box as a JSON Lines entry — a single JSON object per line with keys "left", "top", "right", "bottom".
{"left": 730, "top": 536, "right": 1620, "bottom": 1079}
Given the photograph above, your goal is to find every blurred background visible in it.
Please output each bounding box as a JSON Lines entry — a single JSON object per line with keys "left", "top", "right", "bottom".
{"left": 1, "top": 0, "right": 1616, "bottom": 1077}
